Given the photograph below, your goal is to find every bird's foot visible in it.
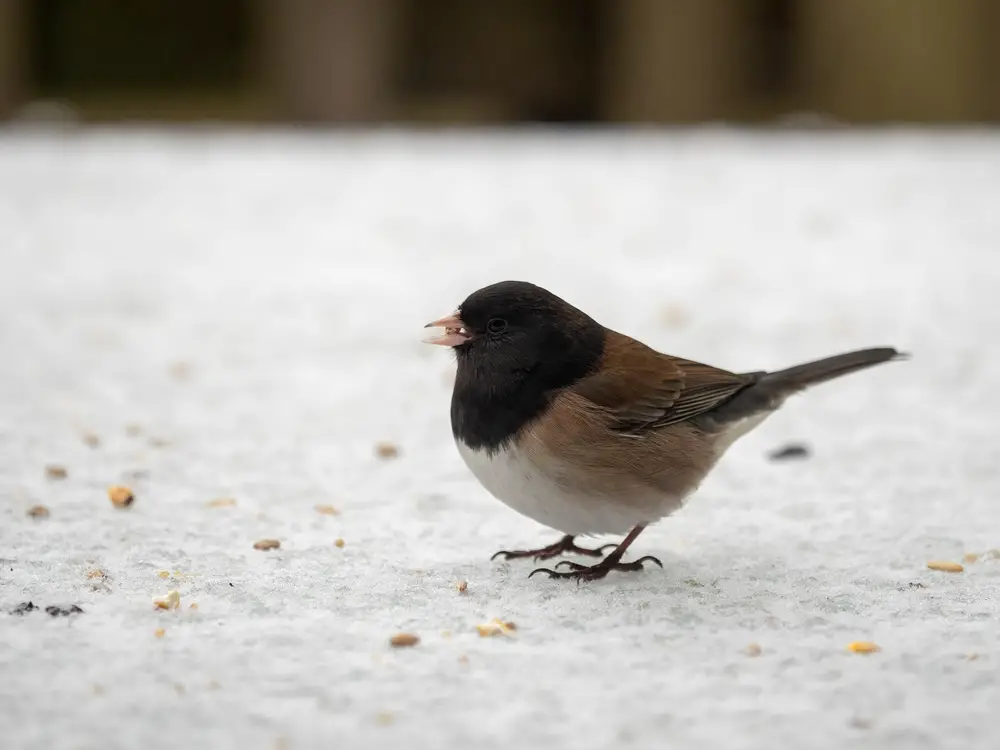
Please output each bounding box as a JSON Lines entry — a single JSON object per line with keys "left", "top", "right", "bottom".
{"left": 528, "top": 555, "right": 663, "bottom": 582}
{"left": 490, "top": 534, "right": 617, "bottom": 562}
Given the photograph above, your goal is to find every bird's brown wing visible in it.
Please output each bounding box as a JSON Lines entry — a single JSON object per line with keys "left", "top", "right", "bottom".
{"left": 570, "top": 331, "right": 756, "bottom": 435}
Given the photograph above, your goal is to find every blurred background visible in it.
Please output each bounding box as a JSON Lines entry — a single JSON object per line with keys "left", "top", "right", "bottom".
{"left": 2, "top": 0, "right": 1000, "bottom": 127}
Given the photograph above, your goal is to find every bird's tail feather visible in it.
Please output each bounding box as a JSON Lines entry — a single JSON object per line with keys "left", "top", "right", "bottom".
{"left": 698, "top": 347, "right": 907, "bottom": 430}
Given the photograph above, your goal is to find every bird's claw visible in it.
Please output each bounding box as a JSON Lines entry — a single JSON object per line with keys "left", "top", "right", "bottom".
{"left": 528, "top": 554, "right": 663, "bottom": 582}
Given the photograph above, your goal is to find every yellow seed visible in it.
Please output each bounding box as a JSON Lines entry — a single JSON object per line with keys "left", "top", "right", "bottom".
{"left": 27, "top": 505, "right": 50, "bottom": 519}
{"left": 154, "top": 628, "right": 166, "bottom": 638}
{"left": 314, "top": 504, "right": 339, "bottom": 516}
{"left": 86, "top": 569, "right": 106, "bottom": 580}
{"left": 389, "top": 633, "right": 420, "bottom": 648}
{"left": 108, "top": 485, "right": 134, "bottom": 508}
{"left": 157, "top": 570, "right": 170, "bottom": 579}
{"left": 334, "top": 538, "right": 345, "bottom": 549}
{"left": 963, "top": 553, "right": 981, "bottom": 564}
{"left": 476, "top": 618, "right": 516, "bottom": 637}
{"left": 152, "top": 590, "right": 181, "bottom": 610}
{"left": 189, "top": 602, "right": 198, "bottom": 610}
{"left": 927, "top": 560, "right": 964, "bottom": 573}
{"left": 847, "top": 641, "right": 880, "bottom": 654}
{"left": 254, "top": 539, "right": 280, "bottom": 551}
{"left": 207, "top": 497, "right": 237, "bottom": 508}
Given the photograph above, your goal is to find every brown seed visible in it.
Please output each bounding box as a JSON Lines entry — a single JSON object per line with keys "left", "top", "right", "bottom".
{"left": 154, "top": 628, "right": 166, "bottom": 638}
{"left": 27, "top": 505, "right": 50, "bottom": 519}
{"left": 745, "top": 643, "right": 763, "bottom": 657}
{"left": 152, "top": 590, "right": 181, "bottom": 610}
{"left": 847, "top": 641, "right": 880, "bottom": 654}
{"left": 86, "top": 569, "right": 106, "bottom": 580}
{"left": 314, "top": 504, "right": 339, "bottom": 516}
{"left": 389, "top": 633, "right": 420, "bottom": 648}
{"left": 334, "top": 538, "right": 345, "bottom": 549}
{"left": 927, "top": 560, "right": 964, "bottom": 573}
{"left": 456, "top": 580, "right": 468, "bottom": 593}
{"left": 189, "top": 602, "right": 198, "bottom": 610}
{"left": 168, "top": 361, "right": 192, "bottom": 381}
{"left": 82, "top": 433, "right": 101, "bottom": 449}
{"left": 206, "top": 497, "right": 237, "bottom": 508}
{"left": 254, "top": 539, "right": 281, "bottom": 551}
{"left": 45, "top": 465, "right": 68, "bottom": 480}
{"left": 963, "top": 553, "right": 981, "bottom": 564}
{"left": 374, "top": 441, "right": 399, "bottom": 460}
{"left": 476, "top": 619, "right": 516, "bottom": 637}
{"left": 108, "top": 485, "right": 134, "bottom": 508}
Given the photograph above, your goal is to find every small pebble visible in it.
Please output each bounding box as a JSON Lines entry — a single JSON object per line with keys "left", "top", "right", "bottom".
{"left": 82, "top": 433, "right": 101, "bottom": 448}
{"left": 45, "top": 465, "right": 68, "bottom": 480}
{"left": 767, "top": 443, "right": 811, "bottom": 462}
{"left": 927, "top": 560, "right": 964, "bottom": 573}
{"left": 27, "top": 505, "right": 50, "bottom": 519}
{"left": 254, "top": 539, "right": 281, "bottom": 551}
{"left": 847, "top": 641, "right": 880, "bottom": 654}
{"left": 389, "top": 633, "right": 420, "bottom": 648}
{"left": 108, "top": 485, "right": 134, "bottom": 509}
{"left": 374, "top": 441, "right": 400, "bottom": 460}
{"left": 45, "top": 605, "right": 83, "bottom": 617}
{"left": 456, "top": 580, "right": 468, "bottom": 593}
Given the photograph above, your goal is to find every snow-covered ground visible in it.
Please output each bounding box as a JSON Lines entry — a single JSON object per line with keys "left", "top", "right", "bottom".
{"left": 1, "top": 128, "right": 998, "bottom": 750}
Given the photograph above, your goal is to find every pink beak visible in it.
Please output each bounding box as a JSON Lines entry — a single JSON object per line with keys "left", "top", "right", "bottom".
{"left": 423, "top": 312, "right": 473, "bottom": 347}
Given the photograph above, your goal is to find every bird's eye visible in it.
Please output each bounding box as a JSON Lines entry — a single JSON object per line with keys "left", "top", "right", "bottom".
{"left": 487, "top": 318, "right": 508, "bottom": 335}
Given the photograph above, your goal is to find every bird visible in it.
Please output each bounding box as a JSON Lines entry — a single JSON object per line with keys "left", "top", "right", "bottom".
{"left": 424, "top": 280, "right": 906, "bottom": 582}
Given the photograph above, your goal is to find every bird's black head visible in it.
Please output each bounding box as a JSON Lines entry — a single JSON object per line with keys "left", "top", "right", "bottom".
{"left": 425, "top": 281, "right": 606, "bottom": 452}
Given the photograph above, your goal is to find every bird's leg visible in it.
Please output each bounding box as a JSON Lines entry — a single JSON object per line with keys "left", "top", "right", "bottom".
{"left": 491, "top": 534, "right": 617, "bottom": 562}
{"left": 529, "top": 525, "right": 662, "bottom": 581}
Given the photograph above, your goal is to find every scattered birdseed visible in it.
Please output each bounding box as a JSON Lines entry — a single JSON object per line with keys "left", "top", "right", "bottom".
{"left": 86, "top": 569, "right": 106, "bottom": 580}
{"left": 82, "top": 433, "right": 101, "bottom": 448}
{"left": 45, "top": 605, "right": 83, "bottom": 617}
{"left": 189, "top": 602, "right": 198, "bottom": 610}
{"left": 153, "top": 591, "right": 181, "bottom": 610}
{"left": 207, "top": 497, "right": 237, "bottom": 508}
{"left": 847, "top": 641, "right": 880, "bottom": 654}
{"left": 314, "top": 504, "right": 339, "bottom": 516}
{"left": 963, "top": 552, "right": 981, "bottom": 564}
{"left": 745, "top": 643, "right": 763, "bottom": 657}
{"left": 927, "top": 560, "right": 964, "bottom": 573}
{"left": 157, "top": 570, "right": 170, "bottom": 579}
{"left": 767, "top": 443, "right": 811, "bottom": 462}
{"left": 389, "top": 633, "right": 420, "bottom": 648}
{"left": 45, "top": 465, "right": 68, "bottom": 480}
{"left": 476, "top": 618, "right": 516, "bottom": 637}
{"left": 374, "top": 441, "right": 400, "bottom": 460}
{"left": 456, "top": 580, "right": 468, "bottom": 593}
{"left": 334, "top": 538, "right": 345, "bottom": 549}
{"left": 27, "top": 505, "right": 50, "bottom": 519}
{"left": 107, "top": 485, "right": 134, "bottom": 508}
{"left": 154, "top": 628, "right": 166, "bottom": 638}
{"left": 254, "top": 539, "right": 281, "bottom": 551}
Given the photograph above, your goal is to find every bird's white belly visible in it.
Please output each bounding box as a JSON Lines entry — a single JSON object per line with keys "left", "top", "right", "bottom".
{"left": 455, "top": 440, "right": 671, "bottom": 536}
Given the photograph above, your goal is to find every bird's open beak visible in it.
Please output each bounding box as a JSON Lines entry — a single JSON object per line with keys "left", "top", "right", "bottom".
{"left": 423, "top": 312, "right": 473, "bottom": 346}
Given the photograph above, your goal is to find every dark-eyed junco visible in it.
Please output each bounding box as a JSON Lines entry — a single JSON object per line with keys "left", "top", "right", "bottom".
{"left": 425, "top": 281, "right": 906, "bottom": 582}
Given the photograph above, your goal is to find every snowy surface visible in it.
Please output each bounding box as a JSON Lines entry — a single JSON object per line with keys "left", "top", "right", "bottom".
{"left": 1, "top": 128, "right": 999, "bottom": 750}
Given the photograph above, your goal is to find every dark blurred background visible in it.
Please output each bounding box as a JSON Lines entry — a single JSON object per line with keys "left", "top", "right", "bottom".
{"left": 2, "top": 0, "right": 1000, "bottom": 126}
